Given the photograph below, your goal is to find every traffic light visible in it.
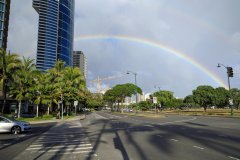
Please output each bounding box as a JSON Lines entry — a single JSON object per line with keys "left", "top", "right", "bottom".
{"left": 227, "top": 67, "right": 234, "bottom": 77}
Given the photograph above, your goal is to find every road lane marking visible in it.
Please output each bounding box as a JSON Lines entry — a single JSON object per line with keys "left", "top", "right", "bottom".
{"left": 170, "top": 139, "right": 179, "bottom": 142}
{"left": 100, "top": 112, "right": 122, "bottom": 119}
{"left": 27, "top": 144, "right": 92, "bottom": 150}
{"left": 94, "top": 113, "right": 108, "bottom": 119}
{"left": 100, "top": 112, "right": 197, "bottom": 127}
{"left": 219, "top": 134, "right": 228, "bottom": 137}
{"left": 33, "top": 139, "right": 89, "bottom": 144}
{"left": 193, "top": 146, "right": 204, "bottom": 150}
{"left": 36, "top": 150, "right": 93, "bottom": 154}
{"left": 228, "top": 156, "right": 240, "bottom": 160}
{"left": 157, "top": 135, "right": 163, "bottom": 137}
{"left": 158, "top": 117, "right": 197, "bottom": 125}
{"left": 144, "top": 124, "right": 153, "bottom": 127}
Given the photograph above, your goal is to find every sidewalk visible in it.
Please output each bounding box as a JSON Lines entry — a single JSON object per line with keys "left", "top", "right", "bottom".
{"left": 29, "top": 114, "right": 86, "bottom": 124}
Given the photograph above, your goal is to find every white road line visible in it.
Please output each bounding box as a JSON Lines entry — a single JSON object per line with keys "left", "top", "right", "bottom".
{"left": 94, "top": 113, "right": 108, "bottom": 119}
{"left": 101, "top": 112, "right": 197, "bottom": 128}
{"left": 144, "top": 124, "right": 153, "bottom": 127}
{"left": 159, "top": 117, "right": 197, "bottom": 125}
{"left": 193, "top": 145, "right": 204, "bottom": 150}
{"left": 34, "top": 139, "right": 89, "bottom": 144}
{"left": 27, "top": 144, "right": 92, "bottom": 150}
{"left": 37, "top": 137, "right": 88, "bottom": 140}
{"left": 36, "top": 150, "right": 93, "bottom": 154}
{"left": 27, "top": 146, "right": 93, "bottom": 152}
{"left": 43, "top": 132, "right": 86, "bottom": 135}
{"left": 219, "top": 134, "right": 227, "bottom": 137}
{"left": 170, "top": 139, "right": 179, "bottom": 142}
{"left": 29, "top": 142, "right": 89, "bottom": 147}
{"left": 157, "top": 135, "right": 163, "bottom": 137}
{"left": 228, "top": 156, "right": 240, "bottom": 160}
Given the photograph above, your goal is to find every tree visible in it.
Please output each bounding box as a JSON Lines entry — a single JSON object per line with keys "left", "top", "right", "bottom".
{"left": 47, "top": 60, "right": 66, "bottom": 117}
{"left": 103, "top": 83, "right": 142, "bottom": 113}
{"left": 138, "top": 101, "right": 153, "bottom": 111}
{"left": 230, "top": 88, "right": 240, "bottom": 110}
{"left": 213, "top": 87, "right": 228, "bottom": 108}
{"left": 86, "top": 93, "right": 104, "bottom": 110}
{"left": 62, "top": 66, "right": 86, "bottom": 114}
{"left": 153, "top": 90, "right": 175, "bottom": 108}
{"left": 9, "top": 57, "right": 36, "bottom": 118}
{"left": 183, "top": 95, "right": 195, "bottom": 108}
{"left": 192, "top": 85, "right": 215, "bottom": 112}
{"left": 0, "top": 49, "right": 21, "bottom": 113}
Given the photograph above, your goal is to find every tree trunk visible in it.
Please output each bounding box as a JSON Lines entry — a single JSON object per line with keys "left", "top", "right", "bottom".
{"left": 121, "top": 99, "right": 124, "bottom": 113}
{"left": 1, "top": 79, "right": 7, "bottom": 114}
{"left": 58, "top": 102, "right": 60, "bottom": 119}
{"left": 18, "top": 101, "right": 21, "bottom": 118}
{"left": 36, "top": 104, "right": 39, "bottom": 117}
{"left": 204, "top": 106, "right": 207, "bottom": 112}
{"left": 47, "top": 105, "right": 50, "bottom": 115}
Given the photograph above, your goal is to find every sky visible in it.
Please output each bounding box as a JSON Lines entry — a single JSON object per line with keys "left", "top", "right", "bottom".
{"left": 7, "top": 0, "right": 240, "bottom": 98}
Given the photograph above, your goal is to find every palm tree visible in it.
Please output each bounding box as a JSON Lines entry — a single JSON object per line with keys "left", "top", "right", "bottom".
{"left": 0, "top": 49, "right": 21, "bottom": 113}
{"left": 46, "top": 60, "right": 66, "bottom": 118}
{"left": 28, "top": 70, "right": 44, "bottom": 117}
{"left": 62, "top": 67, "right": 86, "bottom": 114}
{"left": 9, "top": 57, "right": 36, "bottom": 118}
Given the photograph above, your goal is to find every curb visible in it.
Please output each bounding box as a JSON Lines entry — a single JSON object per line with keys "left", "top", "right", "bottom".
{"left": 29, "top": 114, "right": 86, "bottom": 124}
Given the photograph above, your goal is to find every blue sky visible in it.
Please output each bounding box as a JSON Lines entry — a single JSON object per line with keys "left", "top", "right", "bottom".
{"left": 7, "top": 0, "right": 240, "bottom": 98}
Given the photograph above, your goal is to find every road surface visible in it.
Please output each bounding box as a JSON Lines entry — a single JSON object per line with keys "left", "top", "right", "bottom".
{"left": 0, "top": 111, "right": 239, "bottom": 160}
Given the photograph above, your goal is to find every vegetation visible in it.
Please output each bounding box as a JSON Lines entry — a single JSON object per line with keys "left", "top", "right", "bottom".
{"left": 0, "top": 49, "right": 21, "bottom": 113}
{"left": 103, "top": 83, "right": 142, "bottom": 112}
{"left": 152, "top": 90, "right": 184, "bottom": 109}
{"left": 1, "top": 51, "right": 239, "bottom": 117}
{"left": 0, "top": 52, "right": 99, "bottom": 117}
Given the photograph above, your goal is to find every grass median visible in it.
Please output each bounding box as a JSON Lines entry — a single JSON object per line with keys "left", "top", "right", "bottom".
{"left": 161, "top": 109, "right": 240, "bottom": 117}
{"left": 16, "top": 115, "right": 75, "bottom": 122}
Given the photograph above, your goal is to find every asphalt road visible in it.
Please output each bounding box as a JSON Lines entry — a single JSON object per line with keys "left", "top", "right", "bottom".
{"left": 0, "top": 112, "right": 239, "bottom": 160}
{"left": 80, "top": 111, "right": 240, "bottom": 160}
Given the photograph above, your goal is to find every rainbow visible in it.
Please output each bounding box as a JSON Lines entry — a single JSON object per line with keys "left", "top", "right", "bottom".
{"left": 74, "top": 34, "right": 228, "bottom": 88}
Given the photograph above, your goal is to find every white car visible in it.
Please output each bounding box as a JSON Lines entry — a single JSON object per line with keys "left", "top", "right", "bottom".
{"left": 0, "top": 115, "right": 31, "bottom": 134}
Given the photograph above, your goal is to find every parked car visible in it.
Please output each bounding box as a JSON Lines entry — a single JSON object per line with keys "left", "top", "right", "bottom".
{"left": 0, "top": 115, "right": 31, "bottom": 134}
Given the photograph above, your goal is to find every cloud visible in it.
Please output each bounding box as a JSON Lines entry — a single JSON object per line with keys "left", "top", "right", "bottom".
{"left": 7, "top": 0, "right": 240, "bottom": 98}
{"left": 8, "top": 0, "right": 38, "bottom": 60}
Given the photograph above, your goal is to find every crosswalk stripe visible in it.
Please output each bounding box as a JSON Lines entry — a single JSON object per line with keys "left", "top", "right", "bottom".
{"left": 35, "top": 139, "right": 89, "bottom": 143}
{"left": 27, "top": 146, "right": 93, "bottom": 152}
{"left": 27, "top": 144, "right": 92, "bottom": 150}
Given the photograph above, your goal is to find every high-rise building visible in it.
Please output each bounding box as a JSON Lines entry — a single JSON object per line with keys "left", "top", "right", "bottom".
{"left": 58, "top": 0, "right": 74, "bottom": 67}
{"left": 73, "top": 51, "right": 87, "bottom": 79}
{"left": 0, "top": 0, "right": 11, "bottom": 50}
{"left": 33, "top": 0, "right": 74, "bottom": 71}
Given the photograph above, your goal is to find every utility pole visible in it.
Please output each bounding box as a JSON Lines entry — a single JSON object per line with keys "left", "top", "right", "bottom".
{"left": 217, "top": 63, "right": 234, "bottom": 115}
{"left": 127, "top": 71, "right": 138, "bottom": 114}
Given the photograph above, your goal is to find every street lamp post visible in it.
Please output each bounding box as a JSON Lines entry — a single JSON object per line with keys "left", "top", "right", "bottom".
{"left": 127, "top": 71, "right": 138, "bottom": 113}
{"left": 217, "top": 63, "right": 234, "bottom": 115}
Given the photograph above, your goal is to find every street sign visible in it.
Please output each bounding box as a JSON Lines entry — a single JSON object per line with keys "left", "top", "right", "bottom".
{"left": 153, "top": 97, "right": 157, "bottom": 104}
{"left": 74, "top": 101, "right": 78, "bottom": 106}
{"left": 229, "top": 99, "right": 233, "bottom": 106}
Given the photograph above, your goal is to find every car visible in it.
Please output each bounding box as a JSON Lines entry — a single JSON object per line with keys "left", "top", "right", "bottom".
{"left": 0, "top": 115, "right": 31, "bottom": 134}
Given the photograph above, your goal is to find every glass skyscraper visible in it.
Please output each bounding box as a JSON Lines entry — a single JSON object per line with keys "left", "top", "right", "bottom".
{"left": 33, "top": 0, "right": 74, "bottom": 71}
{"left": 58, "top": 0, "right": 74, "bottom": 67}
{"left": 0, "top": 0, "right": 11, "bottom": 50}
